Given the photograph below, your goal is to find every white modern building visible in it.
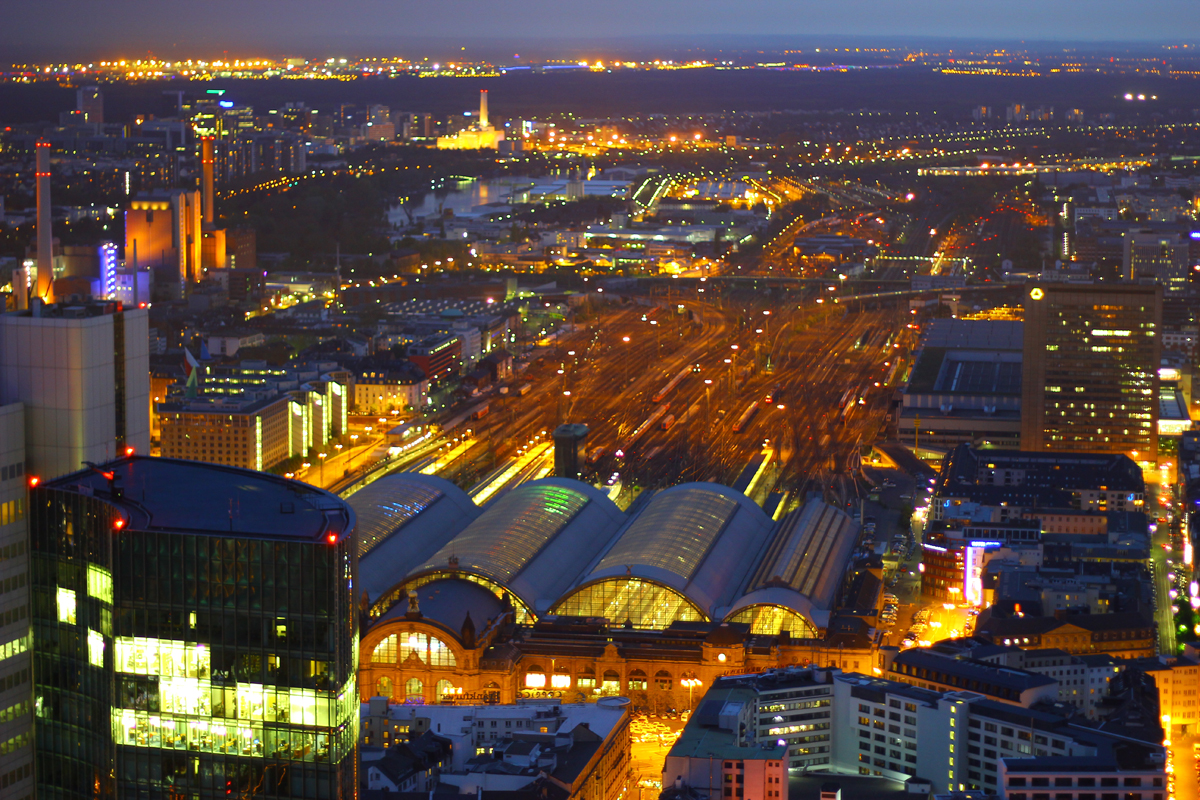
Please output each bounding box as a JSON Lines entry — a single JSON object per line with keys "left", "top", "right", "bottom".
{"left": 667, "top": 664, "right": 1166, "bottom": 798}
{"left": 0, "top": 300, "right": 150, "bottom": 480}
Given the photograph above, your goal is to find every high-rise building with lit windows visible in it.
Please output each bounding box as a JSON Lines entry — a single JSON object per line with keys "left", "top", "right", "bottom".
{"left": 0, "top": 404, "right": 33, "bottom": 800}
{"left": 1020, "top": 282, "right": 1162, "bottom": 469}
{"left": 29, "top": 457, "right": 358, "bottom": 799}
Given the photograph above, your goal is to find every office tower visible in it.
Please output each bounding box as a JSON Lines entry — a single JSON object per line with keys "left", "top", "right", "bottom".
{"left": 76, "top": 85, "right": 103, "bottom": 125}
{"left": 0, "top": 300, "right": 151, "bottom": 480}
{"left": 0, "top": 404, "right": 33, "bottom": 800}
{"left": 34, "top": 140, "right": 54, "bottom": 303}
{"left": 200, "top": 137, "right": 215, "bottom": 226}
{"left": 366, "top": 104, "right": 390, "bottom": 126}
{"left": 1020, "top": 282, "right": 1162, "bottom": 469}
{"left": 28, "top": 457, "right": 359, "bottom": 799}
{"left": 1123, "top": 229, "right": 1191, "bottom": 293}
{"left": 125, "top": 190, "right": 202, "bottom": 298}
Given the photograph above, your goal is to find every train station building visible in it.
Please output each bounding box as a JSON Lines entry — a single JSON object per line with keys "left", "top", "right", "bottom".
{"left": 348, "top": 474, "right": 882, "bottom": 710}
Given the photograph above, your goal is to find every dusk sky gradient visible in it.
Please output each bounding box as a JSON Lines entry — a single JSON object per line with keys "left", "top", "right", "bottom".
{"left": 2, "top": 0, "right": 1198, "bottom": 60}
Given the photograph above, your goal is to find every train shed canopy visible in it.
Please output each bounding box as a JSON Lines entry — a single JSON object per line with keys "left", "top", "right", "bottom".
{"left": 725, "top": 499, "right": 860, "bottom": 636}
{"left": 552, "top": 483, "right": 776, "bottom": 628}
{"left": 405, "top": 479, "right": 626, "bottom": 619}
{"left": 352, "top": 473, "right": 481, "bottom": 606}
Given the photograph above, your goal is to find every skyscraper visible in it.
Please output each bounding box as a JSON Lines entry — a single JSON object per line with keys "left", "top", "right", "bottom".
{"left": 0, "top": 300, "right": 151, "bottom": 480}
{"left": 76, "top": 86, "right": 104, "bottom": 125}
{"left": 0, "top": 404, "right": 33, "bottom": 800}
{"left": 29, "top": 457, "right": 358, "bottom": 799}
{"left": 1020, "top": 282, "right": 1162, "bottom": 469}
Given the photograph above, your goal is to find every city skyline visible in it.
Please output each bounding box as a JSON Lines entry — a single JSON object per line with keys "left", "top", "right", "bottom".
{"left": 1, "top": 5, "right": 1199, "bottom": 797}
{"left": 2, "top": 1, "right": 1200, "bottom": 61}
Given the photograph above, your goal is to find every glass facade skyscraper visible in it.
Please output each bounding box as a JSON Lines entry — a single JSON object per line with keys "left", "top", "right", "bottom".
{"left": 29, "top": 457, "right": 357, "bottom": 799}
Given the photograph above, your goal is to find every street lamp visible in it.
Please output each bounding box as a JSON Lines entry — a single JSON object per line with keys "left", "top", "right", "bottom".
{"left": 621, "top": 336, "right": 631, "bottom": 384}
{"left": 318, "top": 453, "right": 327, "bottom": 485}
{"left": 681, "top": 677, "right": 702, "bottom": 710}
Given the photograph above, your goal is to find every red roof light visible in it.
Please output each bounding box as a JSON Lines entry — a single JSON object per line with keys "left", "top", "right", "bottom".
{"left": 326, "top": 533, "right": 338, "bottom": 545}
{"left": 113, "top": 518, "right": 126, "bottom": 530}
{"left": 28, "top": 476, "right": 40, "bottom": 488}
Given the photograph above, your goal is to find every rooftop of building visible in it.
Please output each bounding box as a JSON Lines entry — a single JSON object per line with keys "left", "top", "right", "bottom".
{"left": 979, "top": 610, "right": 1154, "bottom": 640}
{"left": 891, "top": 649, "right": 1057, "bottom": 693}
{"left": 43, "top": 456, "right": 352, "bottom": 541}
{"left": 907, "top": 347, "right": 1023, "bottom": 396}
{"left": 936, "top": 444, "right": 1144, "bottom": 495}
{"left": 920, "top": 319, "right": 1024, "bottom": 350}
{"left": 2, "top": 298, "right": 141, "bottom": 320}
{"left": 837, "top": 672, "right": 945, "bottom": 707}
{"left": 356, "top": 477, "right": 861, "bottom": 637}
{"left": 1002, "top": 739, "right": 1163, "bottom": 773}
{"left": 363, "top": 698, "right": 627, "bottom": 741}
{"left": 667, "top": 684, "right": 786, "bottom": 761}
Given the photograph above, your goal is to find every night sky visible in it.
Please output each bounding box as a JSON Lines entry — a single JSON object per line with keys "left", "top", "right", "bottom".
{"left": 2, "top": 0, "right": 1197, "bottom": 60}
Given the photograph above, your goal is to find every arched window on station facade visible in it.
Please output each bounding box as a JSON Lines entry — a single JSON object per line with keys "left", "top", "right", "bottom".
{"left": 372, "top": 632, "right": 457, "bottom": 667}
{"left": 551, "top": 578, "right": 706, "bottom": 630}
{"left": 725, "top": 605, "right": 819, "bottom": 639}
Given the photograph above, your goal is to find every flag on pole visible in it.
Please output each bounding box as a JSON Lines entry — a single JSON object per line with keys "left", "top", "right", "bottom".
{"left": 184, "top": 348, "right": 200, "bottom": 399}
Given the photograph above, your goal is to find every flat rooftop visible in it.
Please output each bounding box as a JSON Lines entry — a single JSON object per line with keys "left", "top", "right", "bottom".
{"left": 668, "top": 686, "right": 786, "bottom": 761}
{"left": 45, "top": 456, "right": 352, "bottom": 541}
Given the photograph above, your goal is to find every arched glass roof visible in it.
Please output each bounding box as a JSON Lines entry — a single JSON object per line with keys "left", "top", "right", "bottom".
{"left": 350, "top": 473, "right": 474, "bottom": 558}
{"left": 416, "top": 481, "right": 589, "bottom": 583}
{"left": 350, "top": 473, "right": 481, "bottom": 606}
{"left": 578, "top": 483, "right": 777, "bottom": 621}
{"left": 409, "top": 479, "right": 625, "bottom": 613}
{"left": 744, "top": 499, "right": 858, "bottom": 611}
{"left": 595, "top": 485, "right": 739, "bottom": 581}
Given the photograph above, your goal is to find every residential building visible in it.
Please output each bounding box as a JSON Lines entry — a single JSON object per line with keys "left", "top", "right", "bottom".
{"left": 1020, "top": 282, "right": 1162, "bottom": 469}
{"left": 363, "top": 696, "right": 629, "bottom": 799}
{"left": 971, "top": 647, "right": 1123, "bottom": 719}
{"left": 977, "top": 611, "right": 1157, "bottom": 659}
{"left": 361, "top": 731, "right": 450, "bottom": 793}
{"left": 931, "top": 445, "right": 1145, "bottom": 525}
{"left": 999, "top": 744, "right": 1168, "bottom": 800}
{"left": 1131, "top": 644, "right": 1200, "bottom": 735}
{"left": 882, "top": 649, "right": 1059, "bottom": 707}
{"left": 30, "top": 456, "right": 358, "bottom": 798}
{"left": 352, "top": 360, "right": 428, "bottom": 415}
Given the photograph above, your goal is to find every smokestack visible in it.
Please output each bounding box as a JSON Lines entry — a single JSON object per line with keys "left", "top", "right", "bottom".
{"left": 34, "top": 140, "right": 54, "bottom": 303}
{"left": 479, "top": 90, "right": 489, "bottom": 129}
{"left": 201, "top": 136, "right": 215, "bottom": 226}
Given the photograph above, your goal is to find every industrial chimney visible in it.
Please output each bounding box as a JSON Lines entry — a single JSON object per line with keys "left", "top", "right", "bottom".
{"left": 479, "top": 90, "right": 489, "bottom": 129}
{"left": 34, "top": 140, "right": 54, "bottom": 303}
{"left": 200, "top": 136, "right": 215, "bottom": 226}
